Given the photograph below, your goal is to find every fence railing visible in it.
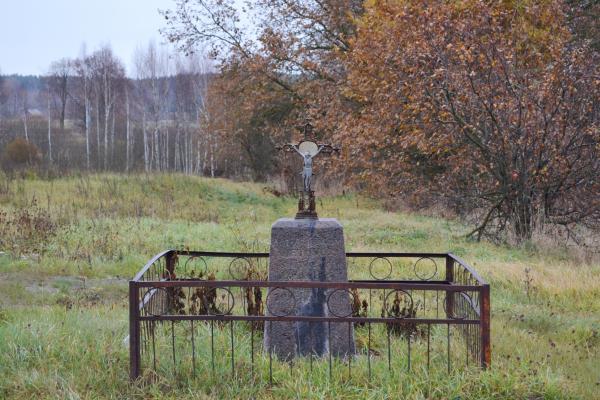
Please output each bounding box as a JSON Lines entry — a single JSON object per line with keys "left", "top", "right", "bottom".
{"left": 129, "top": 250, "right": 490, "bottom": 382}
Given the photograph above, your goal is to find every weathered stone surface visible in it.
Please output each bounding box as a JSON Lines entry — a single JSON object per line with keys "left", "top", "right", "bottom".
{"left": 263, "top": 218, "right": 355, "bottom": 360}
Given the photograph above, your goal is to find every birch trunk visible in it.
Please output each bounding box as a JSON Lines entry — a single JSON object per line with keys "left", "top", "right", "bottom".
{"left": 96, "top": 92, "right": 101, "bottom": 168}
{"left": 165, "top": 127, "right": 169, "bottom": 171}
{"left": 84, "top": 71, "right": 90, "bottom": 170}
{"left": 47, "top": 90, "right": 52, "bottom": 163}
{"left": 210, "top": 142, "right": 215, "bottom": 178}
{"left": 143, "top": 112, "right": 148, "bottom": 172}
{"left": 125, "top": 87, "right": 130, "bottom": 172}
{"left": 154, "top": 127, "right": 159, "bottom": 171}
{"left": 103, "top": 70, "right": 110, "bottom": 170}
{"left": 22, "top": 102, "right": 28, "bottom": 141}
{"left": 111, "top": 105, "right": 115, "bottom": 168}
{"left": 174, "top": 127, "right": 180, "bottom": 172}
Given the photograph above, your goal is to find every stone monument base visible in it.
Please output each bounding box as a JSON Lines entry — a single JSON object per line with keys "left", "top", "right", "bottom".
{"left": 263, "top": 218, "right": 355, "bottom": 360}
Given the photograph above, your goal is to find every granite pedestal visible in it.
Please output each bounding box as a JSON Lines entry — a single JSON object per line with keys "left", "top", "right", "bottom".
{"left": 263, "top": 218, "right": 355, "bottom": 360}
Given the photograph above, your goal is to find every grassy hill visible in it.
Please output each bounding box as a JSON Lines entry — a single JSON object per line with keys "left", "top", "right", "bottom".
{"left": 0, "top": 173, "right": 598, "bottom": 399}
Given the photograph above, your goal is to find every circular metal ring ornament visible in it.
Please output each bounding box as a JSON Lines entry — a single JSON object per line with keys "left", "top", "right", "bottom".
{"left": 266, "top": 287, "right": 296, "bottom": 317}
{"left": 413, "top": 257, "right": 438, "bottom": 281}
{"left": 326, "top": 288, "right": 357, "bottom": 318}
{"left": 228, "top": 257, "right": 252, "bottom": 280}
{"left": 183, "top": 256, "right": 208, "bottom": 277}
{"left": 443, "top": 291, "right": 473, "bottom": 320}
{"left": 368, "top": 257, "right": 393, "bottom": 280}
{"left": 383, "top": 289, "right": 414, "bottom": 319}
{"left": 205, "top": 287, "right": 236, "bottom": 316}
{"left": 142, "top": 287, "right": 171, "bottom": 317}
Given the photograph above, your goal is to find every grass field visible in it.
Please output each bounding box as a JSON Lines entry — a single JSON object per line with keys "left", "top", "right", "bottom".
{"left": 0, "top": 173, "right": 598, "bottom": 399}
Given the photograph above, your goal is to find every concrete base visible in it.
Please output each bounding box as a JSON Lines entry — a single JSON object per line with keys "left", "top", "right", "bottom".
{"left": 263, "top": 218, "right": 355, "bottom": 360}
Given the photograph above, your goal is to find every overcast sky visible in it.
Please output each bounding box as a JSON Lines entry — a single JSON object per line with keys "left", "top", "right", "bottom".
{"left": 0, "top": 0, "right": 174, "bottom": 76}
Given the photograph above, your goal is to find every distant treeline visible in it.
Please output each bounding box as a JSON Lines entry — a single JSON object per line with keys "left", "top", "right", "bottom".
{"left": 0, "top": 43, "right": 232, "bottom": 177}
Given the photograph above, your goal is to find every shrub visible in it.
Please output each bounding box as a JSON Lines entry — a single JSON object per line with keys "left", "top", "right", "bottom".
{"left": 0, "top": 198, "right": 58, "bottom": 258}
{"left": 1, "top": 138, "right": 41, "bottom": 171}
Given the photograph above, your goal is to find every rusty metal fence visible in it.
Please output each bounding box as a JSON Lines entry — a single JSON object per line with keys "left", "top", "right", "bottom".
{"left": 129, "top": 250, "right": 490, "bottom": 382}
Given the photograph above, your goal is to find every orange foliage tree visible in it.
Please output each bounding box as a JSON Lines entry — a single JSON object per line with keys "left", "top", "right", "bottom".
{"left": 341, "top": 0, "right": 599, "bottom": 241}
{"left": 163, "top": 0, "right": 599, "bottom": 241}
{"left": 162, "top": 0, "right": 362, "bottom": 182}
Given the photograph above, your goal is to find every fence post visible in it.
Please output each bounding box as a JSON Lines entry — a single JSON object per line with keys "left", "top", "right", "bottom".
{"left": 129, "top": 281, "right": 141, "bottom": 380}
{"left": 480, "top": 284, "right": 491, "bottom": 368}
{"left": 445, "top": 255, "right": 454, "bottom": 318}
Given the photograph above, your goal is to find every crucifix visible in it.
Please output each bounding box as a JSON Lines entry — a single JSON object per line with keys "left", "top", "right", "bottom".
{"left": 278, "top": 122, "right": 340, "bottom": 219}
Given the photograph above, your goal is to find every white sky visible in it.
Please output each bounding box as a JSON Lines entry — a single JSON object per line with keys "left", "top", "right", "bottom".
{"left": 0, "top": 0, "right": 174, "bottom": 76}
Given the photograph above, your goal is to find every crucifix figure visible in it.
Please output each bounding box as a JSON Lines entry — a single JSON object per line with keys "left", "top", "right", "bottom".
{"left": 294, "top": 140, "right": 324, "bottom": 193}
{"left": 278, "top": 122, "right": 340, "bottom": 219}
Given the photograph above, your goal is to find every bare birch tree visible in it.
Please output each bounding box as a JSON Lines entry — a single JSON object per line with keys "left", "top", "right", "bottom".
{"left": 48, "top": 58, "right": 72, "bottom": 131}
{"left": 46, "top": 85, "right": 52, "bottom": 163}
{"left": 87, "top": 46, "right": 125, "bottom": 170}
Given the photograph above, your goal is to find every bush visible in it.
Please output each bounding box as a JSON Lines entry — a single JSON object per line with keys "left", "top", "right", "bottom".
{"left": 0, "top": 198, "right": 58, "bottom": 258}
{"left": 1, "top": 138, "right": 41, "bottom": 171}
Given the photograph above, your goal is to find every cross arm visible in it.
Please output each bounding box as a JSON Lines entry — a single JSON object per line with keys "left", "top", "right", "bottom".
{"left": 277, "top": 143, "right": 303, "bottom": 156}
{"left": 315, "top": 144, "right": 340, "bottom": 157}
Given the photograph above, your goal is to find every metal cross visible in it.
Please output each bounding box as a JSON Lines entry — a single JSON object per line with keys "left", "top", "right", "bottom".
{"left": 277, "top": 122, "right": 340, "bottom": 219}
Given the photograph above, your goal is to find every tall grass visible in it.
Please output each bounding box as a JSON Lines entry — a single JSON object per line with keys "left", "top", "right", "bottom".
{"left": 0, "top": 173, "right": 598, "bottom": 399}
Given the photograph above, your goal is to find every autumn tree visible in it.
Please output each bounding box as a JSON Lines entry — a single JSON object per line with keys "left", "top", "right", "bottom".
{"left": 567, "top": 0, "right": 600, "bottom": 50}
{"left": 342, "top": 0, "right": 600, "bottom": 241}
{"left": 161, "top": 0, "right": 363, "bottom": 181}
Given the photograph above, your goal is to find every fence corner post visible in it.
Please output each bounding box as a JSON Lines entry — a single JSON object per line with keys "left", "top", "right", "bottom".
{"left": 480, "top": 283, "right": 491, "bottom": 368}
{"left": 129, "top": 280, "right": 141, "bottom": 381}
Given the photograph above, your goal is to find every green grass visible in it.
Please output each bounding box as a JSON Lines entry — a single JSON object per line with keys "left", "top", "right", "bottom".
{"left": 0, "top": 172, "right": 598, "bottom": 399}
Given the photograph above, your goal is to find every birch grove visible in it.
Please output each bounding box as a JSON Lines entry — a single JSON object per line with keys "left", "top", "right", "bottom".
{"left": 0, "top": 43, "right": 223, "bottom": 176}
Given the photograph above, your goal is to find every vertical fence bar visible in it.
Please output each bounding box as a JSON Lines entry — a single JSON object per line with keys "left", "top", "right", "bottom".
{"left": 171, "top": 321, "right": 176, "bottom": 375}
{"left": 210, "top": 320, "right": 215, "bottom": 373}
{"left": 445, "top": 256, "right": 454, "bottom": 318}
{"left": 367, "top": 322, "right": 372, "bottom": 381}
{"left": 480, "top": 284, "right": 491, "bottom": 368}
{"left": 251, "top": 322, "right": 255, "bottom": 377}
{"left": 129, "top": 281, "right": 141, "bottom": 380}
{"left": 191, "top": 320, "right": 196, "bottom": 376}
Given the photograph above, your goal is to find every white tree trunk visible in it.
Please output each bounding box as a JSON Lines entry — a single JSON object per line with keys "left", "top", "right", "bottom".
{"left": 165, "top": 127, "right": 169, "bottom": 171}
{"left": 143, "top": 112, "right": 149, "bottom": 172}
{"left": 96, "top": 93, "right": 101, "bottom": 168}
{"left": 153, "top": 127, "right": 159, "bottom": 171}
{"left": 210, "top": 132, "right": 215, "bottom": 178}
{"left": 47, "top": 90, "right": 52, "bottom": 163}
{"left": 111, "top": 105, "right": 115, "bottom": 168}
{"left": 125, "top": 87, "right": 130, "bottom": 172}
{"left": 84, "top": 72, "right": 90, "bottom": 170}
{"left": 202, "top": 136, "right": 208, "bottom": 176}
{"left": 103, "top": 71, "right": 110, "bottom": 170}
{"left": 174, "top": 127, "right": 180, "bottom": 172}
{"left": 22, "top": 105, "right": 28, "bottom": 141}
